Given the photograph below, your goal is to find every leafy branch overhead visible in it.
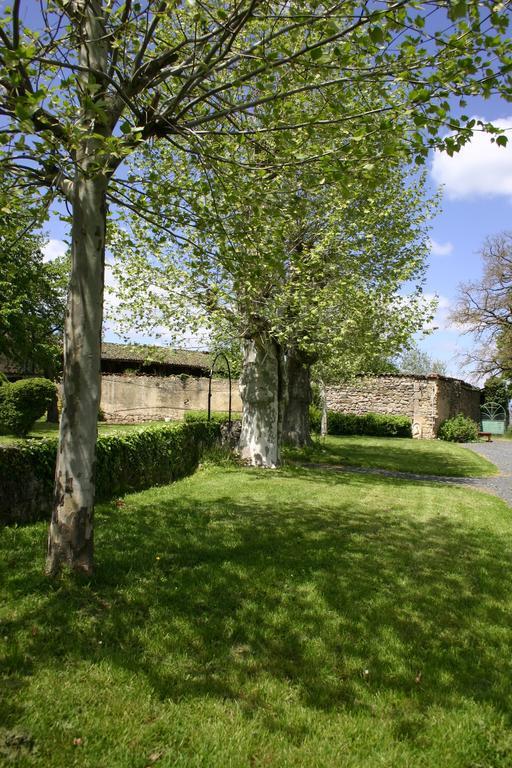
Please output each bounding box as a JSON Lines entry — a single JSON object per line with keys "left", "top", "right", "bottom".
{"left": 1, "top": 1, "right": 511, "bottom": 204}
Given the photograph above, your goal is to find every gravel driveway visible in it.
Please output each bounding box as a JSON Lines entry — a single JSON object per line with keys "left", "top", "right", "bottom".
{"left": 460, "top": 440, "right": 512, "bottom": 507}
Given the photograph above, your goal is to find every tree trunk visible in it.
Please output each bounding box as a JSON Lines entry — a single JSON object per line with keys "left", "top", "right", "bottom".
{"left": 46, "top": 0, "right": 108, "bottom": 576}
{"left": 320, "top": 379, "right": 328, "bottom": 437}
{"left": 46, "top": 174, "right": 107, "bottom": 576}
{"left": 282, "top": 349, "right": 312, "bottom": 447}
{"left": 46, "top": 389, "right": 59, "bottom": 424}
{"left": 239, "top": 333, "right": 285, "bottom": 467}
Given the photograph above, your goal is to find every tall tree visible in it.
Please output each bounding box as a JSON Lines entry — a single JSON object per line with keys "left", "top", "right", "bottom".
{"left": 0, "top": 180, "right": 68, "bottom": 377}
{"left": 450, "top": 232, "right": 512, "bottom": 378}
{"left": 1, "top": 2, "right": 511, "bottom": 573}
{"left": 111, "top": 139, "right": 437, "bottom": 458}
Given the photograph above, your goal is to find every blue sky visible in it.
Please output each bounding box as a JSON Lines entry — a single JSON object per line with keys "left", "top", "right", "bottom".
{"left": 42, "top": 94, "right": 512, "bottom": 383}
{"left": 419, "top": 95, "right": 512, "bottom": 381}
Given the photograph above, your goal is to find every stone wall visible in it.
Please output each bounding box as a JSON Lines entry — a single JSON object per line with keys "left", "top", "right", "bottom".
{"left": 434, "top": 377, "right": 481, "bottom": 434}
{"left": 326, "top": 374, "right": 481, "bottom": 439}
{"left": 100, "top": 374, "right": 242, "bottom": 423}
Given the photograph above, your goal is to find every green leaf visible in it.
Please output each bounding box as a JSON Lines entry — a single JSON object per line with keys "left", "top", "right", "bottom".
{"left": 369, "top": 27, "right": 385, "bottom": 44}
{"left": 448, "top": 1, "right": 467, "bottom": 21}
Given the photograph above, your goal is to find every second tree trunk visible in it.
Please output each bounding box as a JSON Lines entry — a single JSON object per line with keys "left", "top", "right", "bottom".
{"left": 282, "top": 349, "right": 312, "bottom": 447}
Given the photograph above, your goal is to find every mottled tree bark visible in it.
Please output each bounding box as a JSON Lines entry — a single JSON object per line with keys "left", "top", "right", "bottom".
{"left": 46, "top": 0, "right": 108, "bottom": 576}
{"left": 320, "top": 379, "right": 328, "bottom": 437}
{"left": 46, "top": 173, "right": 107, "bottom": 576}
{"left": 282, "top": 349, "right": 313, "bottom": 447}
{"left": 239, "top": 333, "right": 286, "bottom": 467}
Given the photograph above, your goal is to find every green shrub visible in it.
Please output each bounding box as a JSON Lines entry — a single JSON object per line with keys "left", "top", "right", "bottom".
{"left": 309, "top": 405, "right": 322, "bottom": 433}
{"left": 0, "top": 438, "right": 57, "bottom": 524}
{"left": 184, "top": 410, "right": 240, "bottom": 424}
{"left": 438, "top": 413, "right": 479, "bottom": 442}
{"left": 0, "top": 420, "right": 222, "bottom": 525}
{"left": 0, "top": 378, "right": 56, "bottom": 436}
{"left": 0, "top": 372, "right": 8, "bottom": 386}
{"left": 94, "top": 420, "right": 221, "bottom": 497}
{"left": 328, "top": 411, "right": 412, "bottom": 438}
{"left": 310, "top": 409, "right": 411, "bottom": 438}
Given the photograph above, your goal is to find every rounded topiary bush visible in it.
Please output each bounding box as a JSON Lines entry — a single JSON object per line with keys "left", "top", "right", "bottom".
{"left": 0, "top": 378, "right": 56, "bottom": 437}
{"left": 438, "top": 413, "right": 479, "bottom": 442}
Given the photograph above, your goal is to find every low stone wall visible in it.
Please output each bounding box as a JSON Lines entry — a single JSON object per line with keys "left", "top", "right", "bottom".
{"left": 326, "top": 374, "right": 481, "bottom": 439}
{"left": 100, "top": 374, "right": 242, "bottom": 423}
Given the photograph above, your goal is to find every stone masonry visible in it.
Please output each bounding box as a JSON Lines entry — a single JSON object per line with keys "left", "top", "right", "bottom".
{"left": 326, "top": 374, "right": 481, "bottom": 439}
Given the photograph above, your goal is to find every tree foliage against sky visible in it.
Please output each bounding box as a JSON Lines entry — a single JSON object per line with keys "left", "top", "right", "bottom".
{"left": 450, "top": 231, "right": 512, "bottom": 378}
{"left": 0, "top": 179, "right": 68, "bottom": 376}
{"left": 1, "top": 2, "right": 511, "bottom": 204}
{"left": 109, "top": 136, "right": 438, "bottom": 378}
{"left": 396, "top": 342, "right": 448, "bottom": 376}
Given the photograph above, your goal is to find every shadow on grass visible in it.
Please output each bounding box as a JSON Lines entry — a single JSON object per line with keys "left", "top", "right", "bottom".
{"left": 2, "top": 466, "right": 512, "bottom": 726}
{"left": 284, "top": 436, "right": 498, "bottom": 477}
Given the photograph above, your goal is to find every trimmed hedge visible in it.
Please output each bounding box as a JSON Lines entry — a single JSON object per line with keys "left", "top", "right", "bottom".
{"left": 0, "top": 420, "right": 221, "bottom": 525}
{"left": 438, "top": 413, "right": 479, "bottom": 442}
{"left": 0, "top": 378, "right": 56, "bottom": 436}
{"left": 309, "top": 406, "right": 412, "bottom": 438}
{"left": 184, "top": 410, "right": 240, "bottom": 424}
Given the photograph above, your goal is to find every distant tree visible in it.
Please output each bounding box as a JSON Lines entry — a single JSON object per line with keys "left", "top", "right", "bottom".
{"left": 482, "top": 376, "right": 511, "bottom": 421}
{"left": 397, "top": 344, "right": 447, "bottom": 376}
{"left": 0, "top": 183, "right": 68, "bottom": 378}
{"left": 450, "top": 232, "right": 512, "bottom": 378}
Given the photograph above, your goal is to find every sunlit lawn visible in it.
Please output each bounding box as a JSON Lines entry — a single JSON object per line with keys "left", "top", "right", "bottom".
{"left": 284, "top": 434, "right": 498, "bottom": 477}
{"left": 2, "top": 459, "right": 512, "bottom": 767}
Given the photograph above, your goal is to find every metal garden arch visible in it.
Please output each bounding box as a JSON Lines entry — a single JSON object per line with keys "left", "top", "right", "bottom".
{"left": 207, "top": 351, "right": 232, "bottom": 427}
{"left": 480, "top": 400, "right": 507, "bottom": 435}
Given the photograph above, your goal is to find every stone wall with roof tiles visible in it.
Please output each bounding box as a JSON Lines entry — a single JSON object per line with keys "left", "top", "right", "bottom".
{"left": 325, "top": 375, "right": 480, "bottom": 439}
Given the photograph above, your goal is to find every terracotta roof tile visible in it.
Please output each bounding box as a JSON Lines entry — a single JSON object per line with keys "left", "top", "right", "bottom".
{"left": 100, "top": 342, "right": 212, "bottom": 371}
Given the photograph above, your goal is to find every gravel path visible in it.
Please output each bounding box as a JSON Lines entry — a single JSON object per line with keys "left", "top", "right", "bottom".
{"left": 460, "top": 440, "right": 512, "bottom": 506}
{"left": 304, "top": 440, "right": 512, "bottom": 507}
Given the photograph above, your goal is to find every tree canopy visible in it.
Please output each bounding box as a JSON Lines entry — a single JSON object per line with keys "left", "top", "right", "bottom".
{"left": 0, "top": 181, "right": 68, "bottom": 376}
{"left": 1, "top": 2, "right": 511, "bottom": 201}
{"left": 109, "top": 137, "right": 438, "bottom": 379}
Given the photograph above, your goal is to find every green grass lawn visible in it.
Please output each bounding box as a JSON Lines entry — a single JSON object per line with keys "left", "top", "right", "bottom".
{"left": 284, "top": 435, "right": 499, "bottom": 477}
{"left": 0, "top": 420, "right": 170, "bottom": 445}
{"left": 2, "top": 460, "right": 512, "bottom": 767}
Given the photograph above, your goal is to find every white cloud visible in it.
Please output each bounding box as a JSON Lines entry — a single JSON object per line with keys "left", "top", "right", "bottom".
{"left": 42, "top": 238, "right": 68, "bottom": 262}
{"left": 431, "top": 116, "right": 512, "bottom": 200}
{"left": 429, "top": 238, "right": 453, "bottom": 257}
